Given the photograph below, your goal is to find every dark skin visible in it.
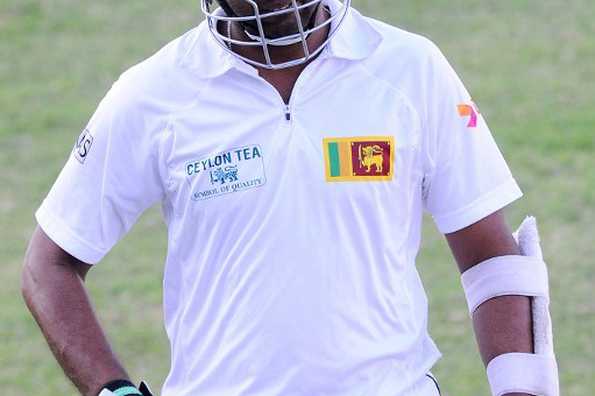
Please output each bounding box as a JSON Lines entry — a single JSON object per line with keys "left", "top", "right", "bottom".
{"left": 22, "top": 228, "right": 129, "bottom": 396}
{"left": 22, "top": 3, "right": 534, "bottom": 395}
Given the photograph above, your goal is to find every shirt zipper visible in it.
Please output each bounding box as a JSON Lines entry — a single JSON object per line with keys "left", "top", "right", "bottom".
{"left": 259, "top": 53, "right": 326, "bottom": 124}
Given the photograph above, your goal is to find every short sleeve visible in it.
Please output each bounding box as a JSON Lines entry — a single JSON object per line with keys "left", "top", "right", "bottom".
{"left": 421, "top": 44, "right": 523, "bottom": 234}
{"left": 35, "top": 79, "right": 165, "bottom": 264}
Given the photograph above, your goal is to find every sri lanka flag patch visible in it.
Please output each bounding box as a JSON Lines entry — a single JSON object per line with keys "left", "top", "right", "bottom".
{"left": 323, "top": 136, "right": 394, "bottom": 182}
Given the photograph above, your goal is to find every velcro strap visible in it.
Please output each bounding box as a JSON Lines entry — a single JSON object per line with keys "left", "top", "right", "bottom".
{"left": 487, "top": 352, "right": 559, "bottom": 396}
{"left": 461, "top": 255, "right": 549, "bottom": 314}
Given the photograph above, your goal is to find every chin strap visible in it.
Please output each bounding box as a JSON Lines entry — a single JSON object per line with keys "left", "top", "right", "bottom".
{"left": 243, "top": 30, "right": 308, "bottom": 46}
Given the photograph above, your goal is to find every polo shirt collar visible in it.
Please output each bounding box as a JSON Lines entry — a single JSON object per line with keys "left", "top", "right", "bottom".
{"left": 181, "top": 0, "right": 382, "bottom": 79}
{"left": 325, "top": 0, "right": 382, "bottom": 61}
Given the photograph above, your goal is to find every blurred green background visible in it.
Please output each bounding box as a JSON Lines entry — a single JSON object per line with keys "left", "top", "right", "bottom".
{"left": 1, "top": 0, "right": 593, "bottom": 395}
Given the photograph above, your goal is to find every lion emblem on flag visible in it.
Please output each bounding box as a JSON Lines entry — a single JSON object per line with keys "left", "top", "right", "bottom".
{"left": 359, "top": 144, "right": 384, "bottom": 173}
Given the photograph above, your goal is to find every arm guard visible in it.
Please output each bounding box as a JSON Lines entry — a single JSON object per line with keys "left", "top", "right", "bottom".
{"left": 461, "top": 216, "right": 559, "bottom": 396}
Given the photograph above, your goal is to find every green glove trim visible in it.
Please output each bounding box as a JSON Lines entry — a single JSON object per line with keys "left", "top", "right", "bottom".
{"left": 114, "top": 386, "right": 142, "bottom": 396}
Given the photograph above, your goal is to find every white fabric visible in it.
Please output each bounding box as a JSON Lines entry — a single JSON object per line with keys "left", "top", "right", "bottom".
{"left": 408, "top": 374, "right": 441, "bottom": 396}
{"left": 35, "top": 1, "right": 522, "bottom": 395}
{"left": 98, "top": 390, "right": 116, "bottom": 396}
{"left": 487, "top": 353, "right": 559, "bottom": 396}
{"left": 460, "top": 255, "right": 549, "bottom": 314}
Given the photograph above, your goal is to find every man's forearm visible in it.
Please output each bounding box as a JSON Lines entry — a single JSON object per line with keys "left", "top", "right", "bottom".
{"left": 473, "top": 295, "right": 533, "bottom": 365}
{"left": 22, "top": 229, "right": 128, "bottom": 396}
{"left": 473, "top": 295, "right": 534, "bottom": 396}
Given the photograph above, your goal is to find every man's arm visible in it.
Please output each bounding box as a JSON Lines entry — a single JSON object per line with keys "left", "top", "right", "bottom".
{"left": 21, "top": 226, "right": 130, "bottom": 396}
{"left": 445, "top": 210, "right": 533, "bottom": 396}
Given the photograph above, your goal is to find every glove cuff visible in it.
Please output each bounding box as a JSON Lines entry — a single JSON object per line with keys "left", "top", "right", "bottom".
{"left": 98, "top": 379, "right": 142, "bottom": 396}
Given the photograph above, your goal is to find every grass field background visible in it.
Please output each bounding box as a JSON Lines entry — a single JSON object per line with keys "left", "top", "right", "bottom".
{"left": 1, "top": 1, "right": 593, "bottom": 395}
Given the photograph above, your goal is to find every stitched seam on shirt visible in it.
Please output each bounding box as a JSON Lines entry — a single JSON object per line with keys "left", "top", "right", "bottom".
{"left": 357, "top": 62, "right": 423, "bottom": 146}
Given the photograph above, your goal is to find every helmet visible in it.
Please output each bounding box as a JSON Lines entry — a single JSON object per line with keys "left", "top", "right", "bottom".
{"left": 201, "top": 0, "right": 351, "bottom": 69}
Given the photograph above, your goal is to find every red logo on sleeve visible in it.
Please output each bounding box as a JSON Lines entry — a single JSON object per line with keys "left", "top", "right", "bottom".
{"left": 457, "top": 102, "right": 480, "bottom": 128}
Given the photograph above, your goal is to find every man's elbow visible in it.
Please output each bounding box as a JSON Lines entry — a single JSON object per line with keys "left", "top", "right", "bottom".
{"left": 21, "top": 235, "right": 43, "bottom": 311}
{"left": 21, "top": 226, "right": 62, "bottom": 309}
{"left": 21, "top": 226, "right": 92, "bottom": 299}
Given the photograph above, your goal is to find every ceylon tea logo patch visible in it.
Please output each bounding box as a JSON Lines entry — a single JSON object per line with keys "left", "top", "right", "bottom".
{"left": 186, "top": 144, "right": 266, "bottom": 200}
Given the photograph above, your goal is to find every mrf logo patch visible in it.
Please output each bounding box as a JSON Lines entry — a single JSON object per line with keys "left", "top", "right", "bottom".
{"left": 185, "top": 144, "right": 266, "bottom": 201}
{"left": 323, "top": 136, "right": 394, "bottom": 182}
{"left": 73, "top": 128, "right": 94, "bottom": 164}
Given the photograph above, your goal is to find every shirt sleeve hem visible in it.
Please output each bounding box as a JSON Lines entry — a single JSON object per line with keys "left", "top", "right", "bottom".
{"left": 432, "top": 178, "right": 524, "bottom": 234}
{"left": 35, "top": 203, "right": 106, "bottom": 265}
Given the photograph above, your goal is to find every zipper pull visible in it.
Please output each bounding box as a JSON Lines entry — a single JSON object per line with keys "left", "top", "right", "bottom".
{"left": 284, "top": 105, "right": 291, "bottom": 121}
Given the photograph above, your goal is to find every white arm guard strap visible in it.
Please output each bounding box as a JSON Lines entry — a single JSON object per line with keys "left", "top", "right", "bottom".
{"left": 487, "top": 353, "right": 559, "bottom": 396}
{"left": 461, "top": 255, "right": 549, "bottom": 314}
{"left": 460, "top": 217, "right": 559, "bottom": 395}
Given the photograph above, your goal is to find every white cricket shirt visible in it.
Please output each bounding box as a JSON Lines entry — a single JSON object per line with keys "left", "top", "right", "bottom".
{"left": 36, "top": 1, "right": 523, "bottom": 395}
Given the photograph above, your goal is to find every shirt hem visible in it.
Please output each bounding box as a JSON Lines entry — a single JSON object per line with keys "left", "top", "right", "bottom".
{"left": 35, "top": 203, "right": 106, "bottom": 264}
{"left": 433, "top": 178, "right": 523, "bottom": 234}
